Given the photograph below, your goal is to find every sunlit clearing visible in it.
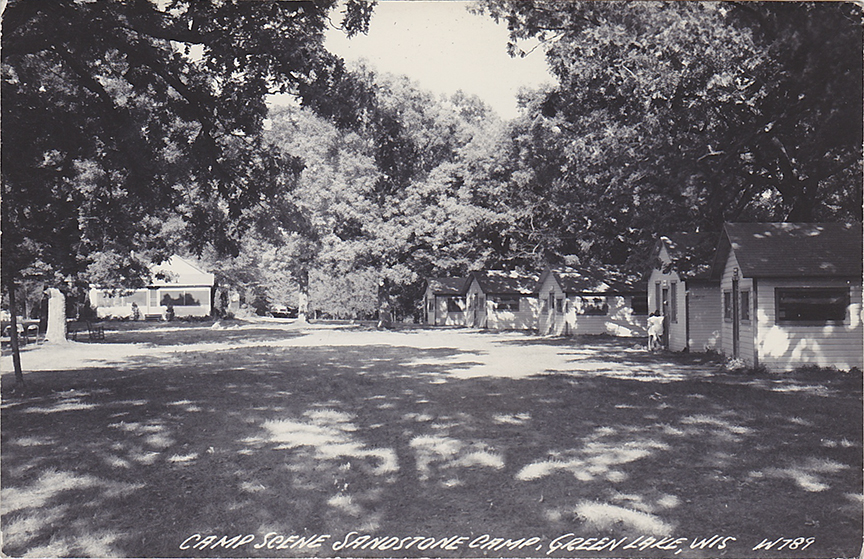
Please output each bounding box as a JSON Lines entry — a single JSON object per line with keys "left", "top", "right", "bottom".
{"left": 754, "top": 457, "right": 848, "bottom": 492}
{"left": 328, "top": 494, "right": 362, "bottom": 516}
{"left": 410, "top": 435, "right": 504, "bottom": 482}
{"left": 253, "top": 410, "right": 398, "bottom": 475}
{"left": 517, "top": 439, "right": 668, "bottom": 482}
{"left": 2, "top": 469, "right": 144, "bottom": 521}
{"left": 575, "top": 501, "right": 674, "bottom": 535}
{"left": 492, "top": 412, "right": 531, "bottom": 425}
{"left": 22, "top": 400, "right": 96, "bottom": 414}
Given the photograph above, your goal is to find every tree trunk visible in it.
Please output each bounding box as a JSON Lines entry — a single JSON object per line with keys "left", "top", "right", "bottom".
{"left": 377, "top": 278, "right": 391, "bottom": 329}
{"left": 297, "top": 269, "right": 309, "bottom": 323}
{"left": 6, "top": 277, "right": 25, "bottom": 387}
{"left": 45, "top": 288, "right": 68, "bottom": 344}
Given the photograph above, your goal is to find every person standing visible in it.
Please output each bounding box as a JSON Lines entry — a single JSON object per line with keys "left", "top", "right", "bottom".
{"left": 647, "top": 311, "right": 665, "bottom": 351}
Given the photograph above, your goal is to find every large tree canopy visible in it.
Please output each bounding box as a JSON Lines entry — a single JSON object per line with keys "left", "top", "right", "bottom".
{"left": 1, "top": 0, "right": 374, "bottom": 383}
{"left": 475, "top": 1, "right": 863, "bottom": 270}
{"left": 2, "top": 0, "right": 373, "bottom": 284}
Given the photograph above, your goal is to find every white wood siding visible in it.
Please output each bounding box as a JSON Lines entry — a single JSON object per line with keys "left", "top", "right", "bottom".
{"left": 720, "top": 250, "right": 755, "bottom": 363}
{"left": 466, "top": 279, "right": 486, "bottom": 328}
{"left": 565, "top": 295, "right": 647, "bottom": 337}
{"left": 538, "top": 275, "right": 564, "bottom": 335}
{"left": 648, "top": 247, "right": 686, "bottom": 350}
{"left": 92, "top": 286, "right": 212, "bottom": 319}
{"left": 485, "top": 297, "right": 540, "bottom": 331}
{"left": 756, "top": 278, "right": 862, "bottom": 371}
{"left": 687, "top": 284, "right": 722, "bottom": 352}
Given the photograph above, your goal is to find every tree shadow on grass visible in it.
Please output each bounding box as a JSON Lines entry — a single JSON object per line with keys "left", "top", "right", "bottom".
{"left": 1, "top": 332, "right": 861, "bottom": 558}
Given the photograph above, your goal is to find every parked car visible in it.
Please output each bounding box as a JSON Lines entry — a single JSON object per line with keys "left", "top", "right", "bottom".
{"left": 268, "top": 306, "right": 298, "bottom": 319}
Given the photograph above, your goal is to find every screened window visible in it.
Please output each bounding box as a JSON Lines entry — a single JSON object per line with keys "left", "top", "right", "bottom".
{"left": 631, "top": 295, "right": 648, "bottom": 316}
{"left": 670, "top": 282, "right": 678, "bottom": 323}
{"left": 160, "top": 290, "right": 206, "bottom": 307}
{"left": 446, "top": 297, "right": 465, "bottom": 313}
{"left": 776, "top": 288, "right": 848, "bottom": 323}
{"left": 580, "top": 297, "right": 609, "bottom": 316}
{"left": 97, "top": 290, "right": 147, "bottom": 307}
{"left": 723, "top": 291, "right": 733, "bottom": 320}
{"left": 740, "top": 291, "right": 750, "bottom": 321}
{"left": 493, "top": 296, "right": 519, "bottom": 312}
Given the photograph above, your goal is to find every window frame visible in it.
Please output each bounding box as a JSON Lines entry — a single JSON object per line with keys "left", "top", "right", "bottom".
{"left": 775, "top": 287, "right": 849, "bottom": 325}
{"left": 446, "top": 296, "right": 466, "bottom": 313}
{"left": 631, "top": 295, "right": 649, "bottom": 316}
{"left": 740, "top": 290, "right": 750, "bottom": 322}
{"left": 492, "top": 295, "right": 520, "bottom": 312}
{"left": 579, "top": 296, "right": 609, "bottom": 316}
{"left": 670, "top": 282, "right": 678, "bottom": 323}
{"left": 723, "top": 290, "right": 733, "bottom": 321}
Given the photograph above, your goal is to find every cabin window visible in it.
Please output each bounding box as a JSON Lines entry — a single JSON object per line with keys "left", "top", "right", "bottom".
{"left": 580, "top": 297, "right": 608, "bottom": 316}
{"left": 740, "top": 290, "right": 750, "bottom": 321}
{"left": 775, "top": 288, "right": 848, "bottom": 323}
{"left": 493, "top": 296, "right": 519, "bottom": 312}
{"left": 670, "top": 282, "right": 678, "bottom": 323}
{"left": 160, "top": 290, "right": 206, "bottom": 307}
{"left": 97, "top": 290, "right": 147, "bottom": 307}
{"left": 654, "top": 282, "right": 662, "bottom": 314}
{"left": 723, "top": 291, "right": 733, "bottom": 320}
{"left": 428, "top": 299, "right": 435, "bottom": 313}
{"left": 555, "top": 297, "right": 564, "bottom": 313}
{"left": 631, "top": 295, "right": 648, "bottom": 315}
{"left": 446, "top": 297, "right": 465, "bottom": 313}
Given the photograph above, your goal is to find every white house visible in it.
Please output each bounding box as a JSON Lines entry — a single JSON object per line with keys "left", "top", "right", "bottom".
{"left": 711, "top": 222, "right": 862, "bottom": 371}
{"left": 465, "top": 271, "right": 540, "bottom": 330}
{"left": 89, "top": 255, "right": 215, "bottom": 319}
{"left": 648, "top": 233, "right": 721, "bottom": 352}
{"left": 538, "top": 268, "right": 647, "bottom": 337}
{"left": 423, "top": 277, "right": 469, "bottom": 326}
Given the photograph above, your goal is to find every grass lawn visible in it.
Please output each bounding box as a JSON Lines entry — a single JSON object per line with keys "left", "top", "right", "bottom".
{"left": 1, "top": 320, "right": 861, "bottom": 558}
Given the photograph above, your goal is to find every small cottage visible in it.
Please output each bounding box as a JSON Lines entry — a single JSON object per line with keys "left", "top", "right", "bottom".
{"left": 711, "top": 222, "right": 862, "bottom": 371}
{"left": 538, "top": 268, "right": 647, "bottom": 337}
{"left": 648, "top": 233, "right": 721, "bottom": 352}
{"left": 465, "top": 271, "right": 540, "bottom": 330}
{"left": 423, "top": 277, "right": 470, "bottom": 326}
{"left": 90, "top": 255, "right": 215, "bottom": 319}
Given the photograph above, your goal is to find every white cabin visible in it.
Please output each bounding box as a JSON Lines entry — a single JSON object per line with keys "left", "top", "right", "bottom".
{"left": 423, "top": 277, "right": 469, "bottom": 326}
{"left": 648, "top": 233, "right": 721, "bottom": 352}
{"left": 89, "top": 256, "right": 215, "bottom": 319}
{"left": 465, "top": 271, "right": 540, "bottom": 330}
{"left": 712, "top": 222, "right": 862, "bottom": 371}
{"left": 537, "top": 268, "right": 647, "bottom": 337}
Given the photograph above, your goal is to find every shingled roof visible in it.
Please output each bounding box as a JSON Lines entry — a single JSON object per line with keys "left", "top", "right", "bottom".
{"left": 712, "top": 222, "right": 862, "bottom": 278}
{"left": 545, "top": 267, "right": 643, "bottom": 294}
{"left": 426, "top": 277, "right": 469, "bottom": 295}
{"left": 470, "top": 270, "right": 540, "bottom": 295}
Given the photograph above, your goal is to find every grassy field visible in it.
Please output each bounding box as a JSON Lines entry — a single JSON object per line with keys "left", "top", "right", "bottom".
{"left": 1, "top": 320, "right": 861, "bottom": 558}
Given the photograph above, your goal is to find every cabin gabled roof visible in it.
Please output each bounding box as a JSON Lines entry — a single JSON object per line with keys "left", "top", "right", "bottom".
{"left": 541, "top": 267, "right": 644, "bottom": 294}
{"left": 711, "top": 222, "right": 863, "bottom": 279}
{"left": 470, "top": 270, "right": 540, "bottom": 295}
{"left": 426, "top": 277, "right": 470, "bottom": 296}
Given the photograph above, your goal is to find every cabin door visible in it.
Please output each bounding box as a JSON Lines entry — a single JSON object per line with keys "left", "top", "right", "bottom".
{"left": 661, "top": 287, "right": 669, "bottom": 348}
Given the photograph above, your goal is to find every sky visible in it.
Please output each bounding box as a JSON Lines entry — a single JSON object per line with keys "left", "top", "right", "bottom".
{"left": 322, "top": 1, "right": 554, "bottom": 120}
